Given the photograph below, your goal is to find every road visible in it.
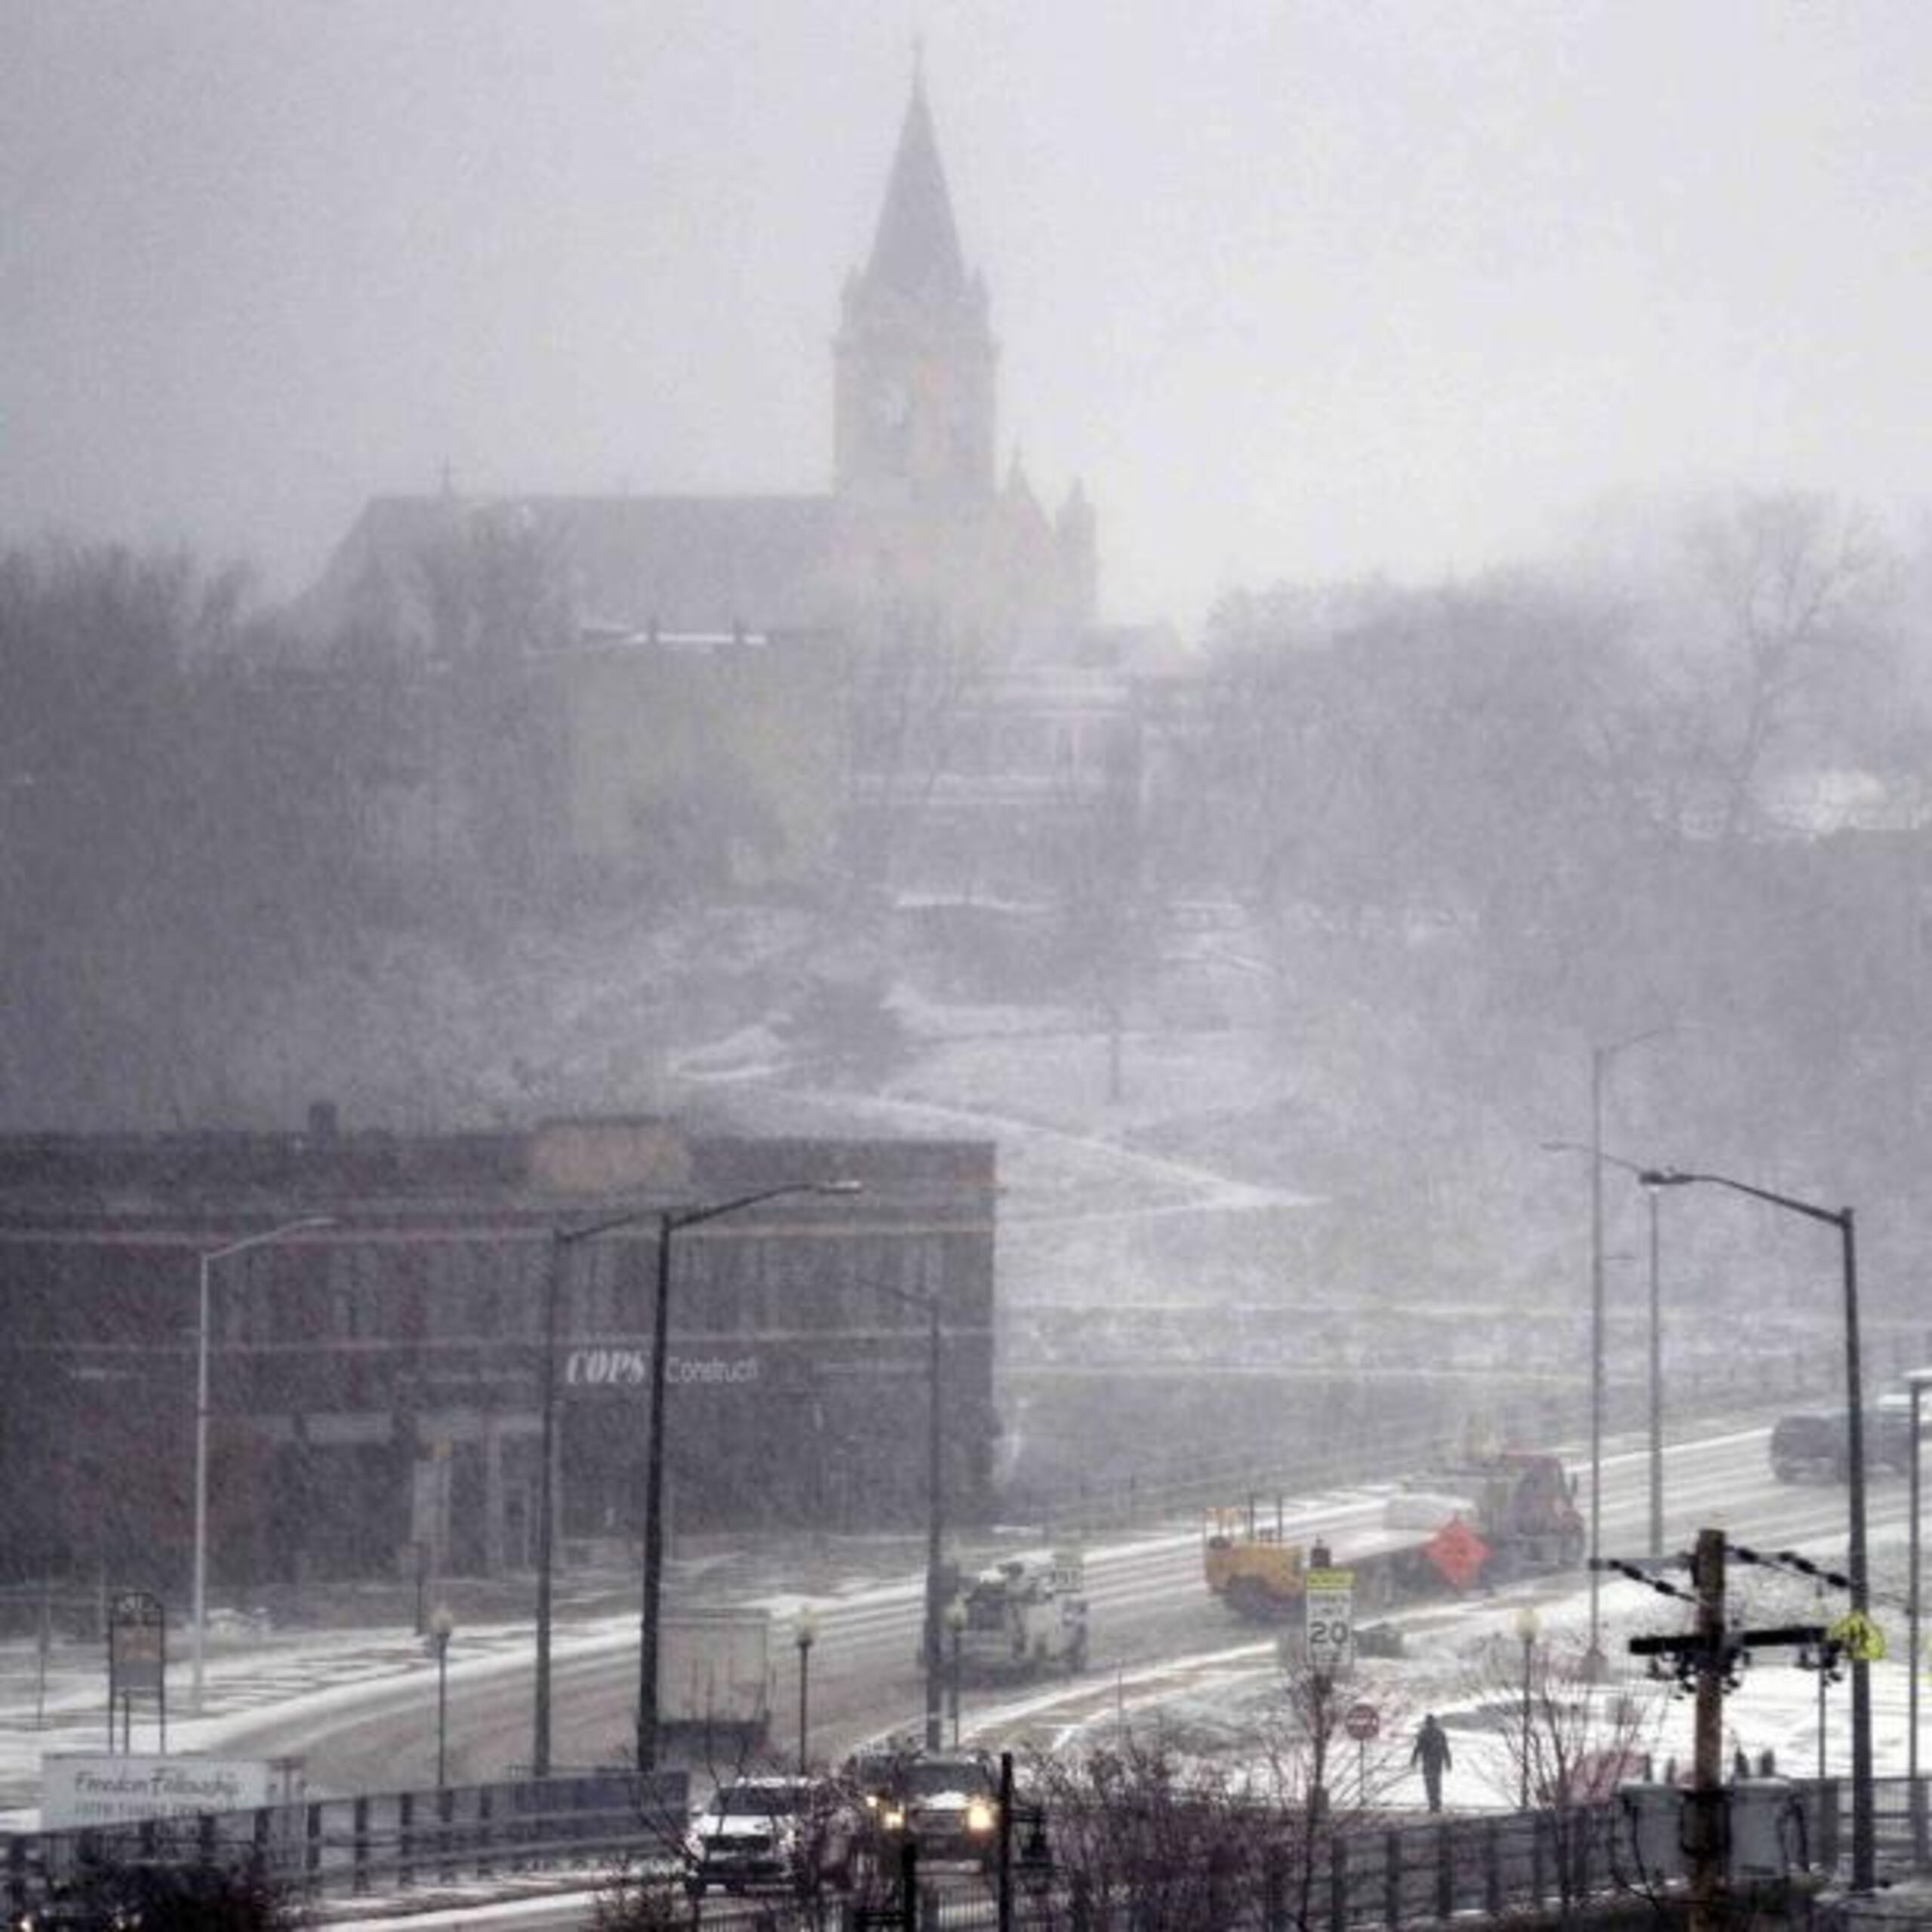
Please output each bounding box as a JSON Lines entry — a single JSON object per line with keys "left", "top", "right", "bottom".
{"left": 301, "top": 1417, "right": 1907, "bottom": 1930}
{"left": 225, "top": 1417, "right": 1894, "bottom": 1798}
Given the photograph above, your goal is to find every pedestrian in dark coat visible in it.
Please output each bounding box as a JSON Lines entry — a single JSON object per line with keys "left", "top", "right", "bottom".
{"left": 1413, "top": 1713, "right": 1452, "bottom": 1812}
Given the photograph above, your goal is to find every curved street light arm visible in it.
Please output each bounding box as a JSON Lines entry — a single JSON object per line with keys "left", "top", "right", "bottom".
{"left": 1637, "top": 1168, "right": 1847, "bottom": 1230}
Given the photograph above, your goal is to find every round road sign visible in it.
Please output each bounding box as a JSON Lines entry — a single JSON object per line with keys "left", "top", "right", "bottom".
{"left": 1344, "top": 1701, "right": 1380, "bottom": 1742}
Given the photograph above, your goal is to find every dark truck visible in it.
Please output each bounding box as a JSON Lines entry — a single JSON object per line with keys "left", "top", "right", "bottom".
{"left": 1770, "top": 1404, "right": 1915, "bottom": 1483}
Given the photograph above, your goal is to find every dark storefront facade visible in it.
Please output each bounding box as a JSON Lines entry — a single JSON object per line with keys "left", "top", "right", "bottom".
{"left": 0, "top": 1118, "right": 996, "bottom": 1595}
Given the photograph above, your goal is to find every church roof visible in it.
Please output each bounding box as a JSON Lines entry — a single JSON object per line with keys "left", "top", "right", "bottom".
{"left": 865, "top": 69, "right": 968, "bottom": 303}
{"left": 296, "top": 493, "right": 841, "bottom": 645}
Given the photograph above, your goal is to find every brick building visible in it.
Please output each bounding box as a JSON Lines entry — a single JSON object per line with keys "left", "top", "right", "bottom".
{"left": 0, "top": 1115, "right": 996, "bottom": 1595}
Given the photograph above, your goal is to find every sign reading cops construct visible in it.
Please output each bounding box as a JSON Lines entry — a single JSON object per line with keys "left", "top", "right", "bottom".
{"left": 564, "top": 1347, "right": 762, "bottom": 1393}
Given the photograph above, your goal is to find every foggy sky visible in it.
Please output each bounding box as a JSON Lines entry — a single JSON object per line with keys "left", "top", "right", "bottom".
{"left": 7, "top": 0, "right": 1932, "bottom": 631}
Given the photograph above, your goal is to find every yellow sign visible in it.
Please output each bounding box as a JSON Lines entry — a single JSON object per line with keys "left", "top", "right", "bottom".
{"left": 1829, "top": 1611, "right": 1887, "bottom": 1663}
{"left": 1307, "top": 1568, "right": 1355, "bottom": 1592}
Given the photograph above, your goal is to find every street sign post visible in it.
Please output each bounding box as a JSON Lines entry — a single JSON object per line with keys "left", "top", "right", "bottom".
{"left": 1344, "top": 1700, "right": 1380, "bottom": 1803}
{"left": 106, "top": 1591, "right": 166, "bottom": 1753}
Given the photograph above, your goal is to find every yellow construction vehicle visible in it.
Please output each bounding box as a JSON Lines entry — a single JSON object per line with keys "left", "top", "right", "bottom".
{"left": 1202, "top": 1505, "right": 1307, "bottom": 1620}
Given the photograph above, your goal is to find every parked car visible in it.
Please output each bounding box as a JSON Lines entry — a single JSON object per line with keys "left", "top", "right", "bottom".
{"left": 684, "top": 1775, "right": 860, "bottom": 1898}
{"left": 1770, "top": 1407, "right": 1914, "bottom": 1483}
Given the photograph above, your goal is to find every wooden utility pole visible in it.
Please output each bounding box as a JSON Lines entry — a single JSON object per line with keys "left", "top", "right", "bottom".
{"left": 1688, "top": 1527, "right": 1726, "bottom": 1932}
{"left": 1623, "top": 1529, "right": 1833, "bottom": 1931}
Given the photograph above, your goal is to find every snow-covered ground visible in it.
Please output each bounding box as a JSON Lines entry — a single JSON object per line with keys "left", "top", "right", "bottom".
{"left": 956, "top": 1524, "right": 1927, "bottom": 1818}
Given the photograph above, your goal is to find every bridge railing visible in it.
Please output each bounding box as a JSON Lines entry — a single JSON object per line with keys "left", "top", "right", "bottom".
{"left": 2, "top": 1767, "right": 690, "bottom": 1916}
{"left": 6, "top": 1771, "right": 1927, "bottom": 1924}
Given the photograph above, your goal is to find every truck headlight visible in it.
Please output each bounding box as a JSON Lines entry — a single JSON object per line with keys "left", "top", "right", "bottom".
{"left": 967, "top": 1798, "right": 995, "bottom": 1834}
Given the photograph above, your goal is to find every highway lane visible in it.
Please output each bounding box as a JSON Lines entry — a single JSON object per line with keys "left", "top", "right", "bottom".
{"left": 230, "top": 1418, "right": 1903, "bottom": 1796}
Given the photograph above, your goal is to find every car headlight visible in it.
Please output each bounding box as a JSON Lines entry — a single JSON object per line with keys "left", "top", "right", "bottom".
{"left": 883, "top": 1806, "right": 906, "bottom": 1831}
{"left": 967, "top": 1798, "right": 995, "bottom": 1834}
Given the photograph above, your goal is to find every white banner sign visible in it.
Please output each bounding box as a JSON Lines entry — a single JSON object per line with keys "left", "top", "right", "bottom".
{"left": 42, "top": 1754, "right": 303, "bottom": 1830}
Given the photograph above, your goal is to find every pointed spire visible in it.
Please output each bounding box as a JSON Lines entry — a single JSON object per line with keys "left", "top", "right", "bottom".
{"left": 866, "top": 58, "right": 968, "bottom": 302}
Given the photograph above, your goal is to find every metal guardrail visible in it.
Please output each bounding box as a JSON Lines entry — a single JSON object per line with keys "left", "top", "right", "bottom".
{"left": 2, "top": 1768, "right": 690, "bottom": 1916}
{"left": 8, "top": 1772, "right": 1930, "bottom": 1926}
{"left": 1030, "top": 1340, "right": 1896, "bottom": 1540}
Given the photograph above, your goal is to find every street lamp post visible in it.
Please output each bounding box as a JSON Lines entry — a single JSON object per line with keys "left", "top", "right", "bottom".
{"left": 1908, "top": 1367, "right": 1932, "bottom": 1786}
{"left": 528, "top": 1182, "right": 857, "bottom": 1779}
{"left": 1514, "top": 1604, "right": 1540, "bottom": 1810}
{"left": 795, "top": 1607, "right": 819, "bottom": 1776}
{"left": 1543, "top": 1141, "right": 1669, "bottom": 1562}
{"left": 532, "top": 1225, "right": 566, "bottom": 1781}
{"left": 861, "top": 1277, "right": 949, "bottom": 1751}
{"left": 946, "top": 1595, "right": 968, "bottom": 1747}
{"left": 1644, "top": 1183, "right": 1663, "bottom": 1560}
{"left": 1583, "top": 1031, "right": 1668, "bottom": 1676}
{"left": 192, "top": 1216, "right": 334, "bottom": 1712}
{"left": 1641, "top": 1167, "right": 1874, "bottom": 1894}
{"left": 430, "top": 1603, "right": 454, "bottom": 1787}
{"left": 636, "top": 1181, "right": 860, "bottom": 1774}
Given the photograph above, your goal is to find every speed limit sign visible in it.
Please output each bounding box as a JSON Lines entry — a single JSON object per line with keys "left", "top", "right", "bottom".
{"left": 1306, "top": 1567, "right": 1355, "bottom": 1672}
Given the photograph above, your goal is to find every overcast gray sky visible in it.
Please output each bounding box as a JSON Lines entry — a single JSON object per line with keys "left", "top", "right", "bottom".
{"left": 6, "top": 2, "right": 1930, "bottom": 631}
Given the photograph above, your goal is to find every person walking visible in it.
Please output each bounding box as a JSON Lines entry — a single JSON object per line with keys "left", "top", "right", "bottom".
{"left": 1413, "top": 1712, "right": 1452, "bottom": 1813}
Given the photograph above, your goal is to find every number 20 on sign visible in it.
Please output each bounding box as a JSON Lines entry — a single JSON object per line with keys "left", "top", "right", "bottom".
{"left": 1306, "top": 1567, "right": 1355, "bottom": 1672}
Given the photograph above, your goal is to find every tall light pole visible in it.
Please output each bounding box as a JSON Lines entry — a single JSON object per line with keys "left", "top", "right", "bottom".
{"left": 637, "top": 1180, "right": 860, "bottom": 1774}
{"left": 1908, "top": 1366, "right": 1932, "bottom": 1787}
{"left": 1513, "top": 1604, "right": 1540, "bottom": 1810}
{"left": 1544, "top": 1139, "right": 1669, "bottom": 1561}
{"left": 1584, "top": 1030, "right": 1668, "bottom": 1676}
{"left": 1641, "top": 1167, "right": 1873, "bottom": 1894}
{"left": 530, "top": 1213, "right": 615, "bottom": 1782}
{"left": 946, "top": 1595, "right": 968, "bottom": 1746}
{"left": 794, "top": 1607, "right": 819, "bottom": 1776}
{"left": 430, "top": 1602, "right": 454, "bottom": 1787}
{"left": 1643, "top": 1180, "right": 1663, "bottom": 1559}
{"left": 192, "top": 1216, "right": 334, "bottom": 1712}
{"left": 863, "top": 1277, "right": 949, "bottom": 1751}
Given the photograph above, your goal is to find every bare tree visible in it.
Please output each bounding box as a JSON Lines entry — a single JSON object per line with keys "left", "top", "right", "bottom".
{"left": 1014, "top": 1654, "right": 1412, "bottom": 1931}
{"left": 1462, "top": 1629, "right": 1664, "bottom": 1909}
{"left": 841, "top": 596, "right": 995, "bottom": 891}
{"left": 1677, "top": 491, "right": 1896, "bottom": 839}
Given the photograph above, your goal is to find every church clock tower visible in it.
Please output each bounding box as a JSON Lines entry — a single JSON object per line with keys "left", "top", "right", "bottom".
{"left": 834, "top": 65, "right": 997, "bottom": 507}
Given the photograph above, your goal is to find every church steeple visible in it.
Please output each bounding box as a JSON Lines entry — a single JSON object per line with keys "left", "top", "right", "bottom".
{"left": 835, "top": 63, "right": 998, "bottom": 504}
{"left": 866, "top": 61, "right": 968, "bottom": 304}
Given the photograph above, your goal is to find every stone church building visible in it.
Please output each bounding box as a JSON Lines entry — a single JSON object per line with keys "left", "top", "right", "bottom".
{"left": 300, "top": 69, "right": 1183, "bottom": 902}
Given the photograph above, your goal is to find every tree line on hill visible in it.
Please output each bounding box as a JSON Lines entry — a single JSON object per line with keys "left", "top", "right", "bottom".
{"left": 4, "top": 491, "right": 1930, "bottom": 1223}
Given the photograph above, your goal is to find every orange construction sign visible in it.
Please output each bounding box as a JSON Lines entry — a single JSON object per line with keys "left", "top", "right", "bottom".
{"left": 1426, "top": 1515, "right": 1491, "bottom": 1591}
